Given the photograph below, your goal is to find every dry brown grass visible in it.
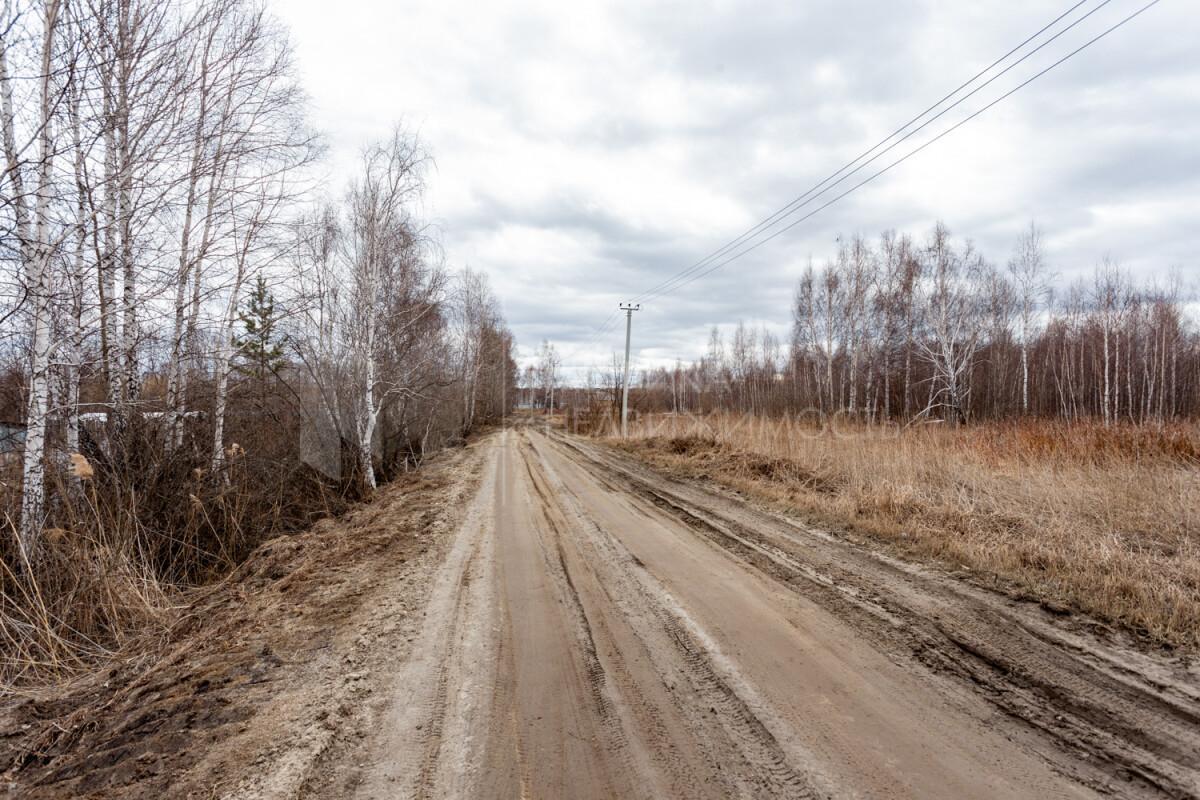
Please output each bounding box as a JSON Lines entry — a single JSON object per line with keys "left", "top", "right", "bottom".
{"left": 608, "top": 414, "right": 1200, "bottom": 649}
{"left": 0, "top": 417, "right": 355, "bottom": 690}
{"left": 0, "top": 449, "right": 480, "bottom": 796}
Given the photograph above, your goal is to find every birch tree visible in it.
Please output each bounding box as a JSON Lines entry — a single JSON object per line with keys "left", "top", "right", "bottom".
{"left": 1008, "top": 222, "right": 1050, "bottom": 415}
{"left": 916, "top": 224, "right": 983, "bottom": 424}
{"left": 537, "top": 339, "right": 560, "bottom": 412}
{"left": 1, "top": 0, "right": 65, "bottom": 560}
{"left": 340, "top": 128, "right": 429, "bottom": 489}
{"left": 454, "top": 268, "right": 497, "bottom": 435}
{"left": 1092, "top": 260, "right": 1125, "bottom": 426}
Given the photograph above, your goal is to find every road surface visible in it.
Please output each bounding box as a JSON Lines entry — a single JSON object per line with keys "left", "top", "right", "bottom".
{"left": 345, "top": 428, "right": 1199, "bottom": 799}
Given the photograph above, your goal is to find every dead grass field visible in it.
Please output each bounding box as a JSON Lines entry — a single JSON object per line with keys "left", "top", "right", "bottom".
{"left": 608, "top": 414, "right": 1200, "bottom": 649}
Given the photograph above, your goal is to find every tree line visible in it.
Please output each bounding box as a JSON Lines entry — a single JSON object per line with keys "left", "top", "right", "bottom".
{"left": 0, "top": 0, "right": 516, "bottom": 634}
{"left": 621, "top": 223, "right": 1195, "bottom": 424}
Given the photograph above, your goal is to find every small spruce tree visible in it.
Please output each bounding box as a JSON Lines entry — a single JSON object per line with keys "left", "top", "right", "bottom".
{"left": 235, "top": 275, "right": 287, "bottom": 384}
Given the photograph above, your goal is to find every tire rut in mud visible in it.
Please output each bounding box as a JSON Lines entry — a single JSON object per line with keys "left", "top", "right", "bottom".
{"left": 549, "top": 432, "right": 1200, "bottom": 799}
{"left": 515, "top": 439, "right": 641, "bottom": 797}
{"left": 525, "top": 433, "right": 830, "bottom": 799}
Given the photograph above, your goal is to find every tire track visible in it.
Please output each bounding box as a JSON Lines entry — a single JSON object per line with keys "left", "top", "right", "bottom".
{"left": 527, "top": 433, "right": 830, "bottom": 799}
{"left": 553, "top": 431, "right": 1200, "bottom": 798}
{"left": 412, "top": 536, "right": 481, "bottom": 797}
{"left": 514, "top": 437, "right": 642, "bottom": 796}
{"left": 353, "top": 439, "right": 503, "bottom": 800}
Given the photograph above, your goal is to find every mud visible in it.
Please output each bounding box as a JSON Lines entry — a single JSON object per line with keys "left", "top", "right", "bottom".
{"left": 3, "top": 427, "right": 1197, "bottom": 798}
{"left": 338, "top": 428, "right": 1197, "bottom": 799}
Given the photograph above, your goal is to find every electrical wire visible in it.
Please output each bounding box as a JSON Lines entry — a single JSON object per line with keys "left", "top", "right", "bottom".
{"left": 561, "top": 0, "right": 1162, "bottom": 379}
{"left": 638, "top": 0, "right": 1118, "bottom": 304}
{"left": 652, "top": 0, "right": 1163, "bottom": 299}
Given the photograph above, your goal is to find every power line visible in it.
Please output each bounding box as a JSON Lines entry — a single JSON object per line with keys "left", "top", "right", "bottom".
{"left": 652, "top": 0, "right": 1163, "bottom": 299}
{"left": 637, "top": 0, "right": 1117, "bottom": 305}
{"left": 563, "top": 0, "right": 1161, "bottom": 380}
{"left": 565, "top": 2, "right": 1102, "bottom": 375}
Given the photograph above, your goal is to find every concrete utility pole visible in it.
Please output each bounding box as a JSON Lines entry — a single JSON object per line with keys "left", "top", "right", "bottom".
{"left": 620, "top": 303, "right": 640, "bottom": 437}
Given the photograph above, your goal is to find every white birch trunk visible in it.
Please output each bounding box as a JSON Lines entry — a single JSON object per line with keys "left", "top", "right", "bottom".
{"left": 1102, "top": 323, "right": 1111, "bottom": 425}
{"left": 66, "top": 77, "right": 87, "bottom": 459}
{"left": 2, "top": 0, "right": 61, "bottom": 559}
{"left": 210, "top": 208, "right": 256, "bottom": 475}
{"left": 101, "top": 68, "right": 123, "bottom": 410}
{"left": 357, "top": 353, "right": 378, "bottom": 490}
{"left": 1021, "top": 342, "right": 1030, "bottom": 414}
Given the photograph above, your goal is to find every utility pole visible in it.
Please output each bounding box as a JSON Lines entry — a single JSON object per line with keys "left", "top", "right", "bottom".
{"left": 620, "top": 303, "right": 640, "bottom": 437}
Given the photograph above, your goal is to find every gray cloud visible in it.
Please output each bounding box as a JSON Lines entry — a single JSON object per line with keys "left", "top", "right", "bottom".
{"left": 276, "top": 0, "right": 1199, "bottom": 376}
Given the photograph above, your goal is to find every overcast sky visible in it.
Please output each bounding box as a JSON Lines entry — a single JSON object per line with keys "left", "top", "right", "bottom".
{"left": 273, "top": 0, "right": 1198, "bottom": 377}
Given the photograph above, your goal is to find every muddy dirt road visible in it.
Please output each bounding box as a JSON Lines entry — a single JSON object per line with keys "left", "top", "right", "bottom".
{"left": 324, "top": 428, "right": 1198, "bottom": 799}
{"left": 10, "top": 426, "right": 1193, "bottom": 799}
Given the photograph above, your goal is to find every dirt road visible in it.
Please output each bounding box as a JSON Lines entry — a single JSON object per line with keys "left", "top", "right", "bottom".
{"left": 9, "top": 426, "right": 1195, "bottom": 798}
{"left": 324, "top": 427, "right": 1199, "bottom": 799}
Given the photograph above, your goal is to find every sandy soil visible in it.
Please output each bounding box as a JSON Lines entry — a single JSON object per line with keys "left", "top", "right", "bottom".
{"left": 3, "top": 426, "right": 1198, "bottom": 798}
{"left": 0, "top": 439, "right": 490, "bottom": 799}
